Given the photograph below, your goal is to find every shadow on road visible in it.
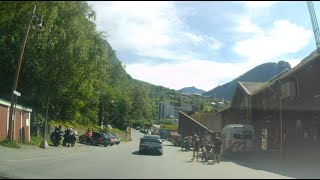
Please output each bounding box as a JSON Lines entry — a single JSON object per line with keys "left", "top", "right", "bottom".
{"left": 222, "top": 151, "right": 320, "bottom": 179}
{"left": 131, "top": 151, "right": 161, "bottom": 156}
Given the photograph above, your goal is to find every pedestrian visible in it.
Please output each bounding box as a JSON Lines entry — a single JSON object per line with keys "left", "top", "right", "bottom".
{"left": 191, "top": 134, "right": 200, "bottom": 161}
{"left": 199, "top": 137, "right": 205, "bottom": 149}
{"left": 212, "top": 133, "right": 222, "bottom": 163}
{"left": 85, "top": 128, "right": 93, "bottom": 145}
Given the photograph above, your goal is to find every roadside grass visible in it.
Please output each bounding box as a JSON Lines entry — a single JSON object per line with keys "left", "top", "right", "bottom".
{"left": 109, "top": 128, "right": 128, "bottom": 142}
{"left": 0, "top": 139, "right": 21, "bottom": 149}
{"left": 161, "top": 124, "right": 178, "bottom": 131}
{"left": 30, "top": 136, "right": 44, "bottom": 147}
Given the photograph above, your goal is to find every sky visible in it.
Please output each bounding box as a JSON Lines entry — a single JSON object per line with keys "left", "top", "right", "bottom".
{"left": 87, "top": 1, "right": 317, "bottom": 91}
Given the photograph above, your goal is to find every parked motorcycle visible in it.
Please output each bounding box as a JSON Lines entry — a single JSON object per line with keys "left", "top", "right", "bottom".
{"left": 70, "top": 129, "right": 78, "bottom": 147}
{"left": 50, "top": 129, "right": 64, "bottom": 147}
{"left": 63, "top": 129, "right": 77, "bottom": 147}
{"left": 181, "top": 137, "right": 191, "bottom": 151}
{"left": 203, "top": 145, "right": 215, "bottom": 162}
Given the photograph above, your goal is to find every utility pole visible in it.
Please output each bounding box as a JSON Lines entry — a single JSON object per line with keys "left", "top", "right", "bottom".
{"left": 8, "top": 5, "right": 37, "bottom": 141}
{"left": 307, "top": 1, "right": 320, "bottom": 54}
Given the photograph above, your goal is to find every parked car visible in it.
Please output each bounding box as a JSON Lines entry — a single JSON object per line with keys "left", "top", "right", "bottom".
{"left": 139, "top": 134, "right": 163, "bottom": 155}
{"left": 103, "top": 132, "right": 117, "bottom": 146}
{"left": 79, "top": 132, "right": 112, "bottom": 147}
{"left": 106, "top": 132, "right": 120, "bottom": 145}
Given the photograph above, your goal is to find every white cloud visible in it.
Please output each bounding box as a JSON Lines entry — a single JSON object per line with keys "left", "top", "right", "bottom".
{"left": 126, "top": 60, "right": 248, "bottom": 91}
{"left": 208, "top": 37, "right": 223, "bottom": 51}
{"left": 88, "top": 1, "right": 312, "bottom": 92}
{"left": 241, "top": 1, "right": 278, "bottom": 8}
{"left": 235, "top": 17, "right": 262, "bottom": 34}
{"left": 286, "top": 59, "right": 301, "bottom": 68}
{"left": 234, "top": 20, "right": 312, "bottom": 63}
{"left": 184, "top": 32, "right": 205, "bottom": 43}
{"left": 88, "top": 1, "right": 181, "bottom": 52}
{"left": 88, "top": 1, "right": 222, "bottom": 62}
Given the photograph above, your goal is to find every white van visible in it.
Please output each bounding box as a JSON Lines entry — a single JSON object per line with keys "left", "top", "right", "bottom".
{"left": 221, "top": 124, "right": 255, "bottom": 152}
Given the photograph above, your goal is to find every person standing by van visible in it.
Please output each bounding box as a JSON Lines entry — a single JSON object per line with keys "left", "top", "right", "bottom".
{"left": 213, "top": 134, "right": 222, "bottom": 163}
{"left": 191, "top": 134, "right": 200, "bottom": 161}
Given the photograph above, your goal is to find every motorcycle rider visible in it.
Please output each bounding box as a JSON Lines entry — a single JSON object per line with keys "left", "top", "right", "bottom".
{"left": 52, "top": 125, "right": 63, "bottom": 146}
{"left": 64, "top": 126, "right": 72, "bottom": 147}
{"left": 181, "top": 136, "right": 189, "bottom": 151}
{"left": 69, "top": 128, "right": 77, "bottom": 147}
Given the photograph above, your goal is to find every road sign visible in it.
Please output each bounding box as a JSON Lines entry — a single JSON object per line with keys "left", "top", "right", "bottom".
{"left": 13, "top": 90, "right": 21, "bottom": 97}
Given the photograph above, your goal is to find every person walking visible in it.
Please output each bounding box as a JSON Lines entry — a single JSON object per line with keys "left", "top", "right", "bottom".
{"left": 191, "top": 134, "right": 200, "bottom": 161}
{"left": 212, "top": 133, "right": 223, "bottom": 163}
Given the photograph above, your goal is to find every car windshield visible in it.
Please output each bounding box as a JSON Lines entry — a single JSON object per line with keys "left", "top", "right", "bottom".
{"left": 101, "top": 133, "right": 110, "bottom": 138}
{"left": 1, "top": 1, "right": 320, "bottom": 179}
{"left": 143, "top": 135, "right": 160, "bottom": 140}
{"left": 107, "top": 133, "right": 115, "bottom": 137}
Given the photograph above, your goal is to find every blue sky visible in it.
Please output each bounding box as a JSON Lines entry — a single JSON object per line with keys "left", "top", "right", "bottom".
{"left": 88, "top": 1, "right": 317, "bottom": 91}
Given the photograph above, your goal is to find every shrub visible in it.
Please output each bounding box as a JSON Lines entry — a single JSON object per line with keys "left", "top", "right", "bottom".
{"left": 0, "top": 139, "right": 21, "bottom": 149}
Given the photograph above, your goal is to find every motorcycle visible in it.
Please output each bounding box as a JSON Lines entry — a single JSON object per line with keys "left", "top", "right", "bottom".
{"left": 181, "top": 137, "right": 191, "bottom": 151}
{"left": 50, "top": 130, "right": 64, "bottom": 147}
{"left": 199, "top": 147, "right": 207, "bottom": 161}
{"left": 70, "top": 130, "right": 78, "bottom": 147}
{"left": 203, "top": 145, "right": 215, "bottom": 162}
{"left": 63, "top": 129, "right": 78, "bottom": 147}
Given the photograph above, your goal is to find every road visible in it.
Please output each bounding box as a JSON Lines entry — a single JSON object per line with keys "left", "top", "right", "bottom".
{"left": 0, "top": 130, "right": 319, "bottom": 179}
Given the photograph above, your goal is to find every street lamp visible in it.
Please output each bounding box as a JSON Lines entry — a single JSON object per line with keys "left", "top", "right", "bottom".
{"left": 7, "top": 5, "right": 44, "bottom": 141}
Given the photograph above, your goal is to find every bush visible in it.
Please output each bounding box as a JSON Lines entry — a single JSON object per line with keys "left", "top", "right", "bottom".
{"left": 160, "top": 124, "right": 178, "bottom": 131}
{"left": 30, "top": 136, "right": 43, "bottom": 147}
{"left": 0, "top": 139, "right": 21, "bottom": 149}
{"left": 160, "top": 118, "right": 175, "bottom": 125}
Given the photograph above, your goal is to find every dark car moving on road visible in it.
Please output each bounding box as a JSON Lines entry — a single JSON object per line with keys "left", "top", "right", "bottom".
{"left": 139, "top": 135, "right": 163, "bottom": 155}
{"left": 79, "top": 132, "right": 112, "bottom": 147}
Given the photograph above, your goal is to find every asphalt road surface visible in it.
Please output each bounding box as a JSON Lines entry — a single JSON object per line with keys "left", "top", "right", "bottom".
{"left": 0, "top": 130, "right": 319, "bottom": 179}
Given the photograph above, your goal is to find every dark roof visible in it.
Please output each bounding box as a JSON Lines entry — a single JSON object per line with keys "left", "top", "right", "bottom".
{"left": 238, "top": 82, "right": 265, "bottom": 95}
{"left": 180, "top": 111, "right": 213, "bottom": 133}
{"left": 0, "top": 98, "right": 32, "bottom": 112}
{"left": 252, "top": 49, "right": 320, "bottom": 95}
{"left": 236, "top": 49, "right": 319, "bottom": 97}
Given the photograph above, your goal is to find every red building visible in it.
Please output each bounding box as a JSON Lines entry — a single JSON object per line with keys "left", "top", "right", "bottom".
{"left": 0, "top": 98, "right": 32, "bottom": 142}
